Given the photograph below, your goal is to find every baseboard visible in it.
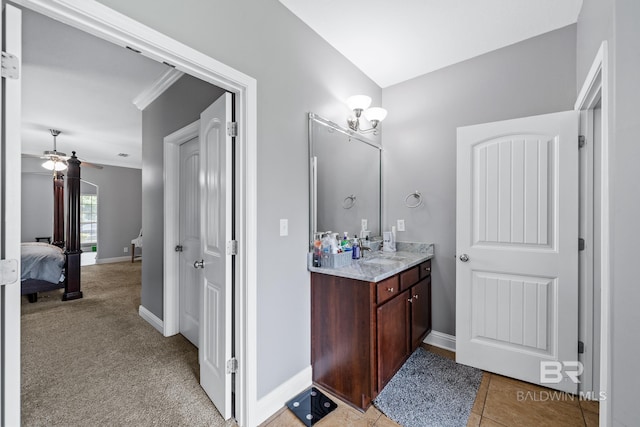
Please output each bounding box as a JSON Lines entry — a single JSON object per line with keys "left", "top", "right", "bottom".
{"left": 255, "top": 365, "right": 312, "bottom": 425}
{"left": 424, "top": 330, "right": 456, "bottom": 353}
{"left": 138, "top": 305, "right": 164, "bottom": 334}
{"left": 95, "top": 256, "right": 132, "bottom": 264}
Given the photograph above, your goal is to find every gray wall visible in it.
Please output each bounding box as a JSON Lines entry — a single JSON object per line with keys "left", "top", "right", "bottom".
{"left": 21, "top": 171, "right": 53, "bottom": 242}
{"left": 578, "top": 0, "right": 640, "bottom": 425}
{"left": 21, "top": 157, "right": 142, "bottom": 260}
{"left": 381, "top": 25, "right": 577, "bottom": 336}
{"left": 96, "top": 0, "right": 381, "bottom": 399}
{"left": 140, "top": 74, "right": 226, "bottom": 319}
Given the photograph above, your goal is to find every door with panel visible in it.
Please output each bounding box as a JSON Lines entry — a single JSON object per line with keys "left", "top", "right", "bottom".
{"left": 179, "top": 136, "right": 201, "bottom": 347}
{"left": 456, "top": 111, "right": 579, "bottom": 393}
{"left": 198, "top": 92, "right": 233, "bottom": 419}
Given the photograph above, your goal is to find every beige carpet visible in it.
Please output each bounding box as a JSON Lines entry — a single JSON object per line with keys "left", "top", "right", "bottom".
{"left": 21, "top": 261, "right": 234, "bottom": 427}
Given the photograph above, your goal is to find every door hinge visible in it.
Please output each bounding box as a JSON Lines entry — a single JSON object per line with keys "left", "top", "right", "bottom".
{"left": 227, "top": 240, "right": 238, "bottom": 256}
{"left": 578, "top": 341, "right": 585, "bottom": 354}
{"left": 578, "top": 135, "right": 586, "bottom": 148}
{"left": 226, "top": 357, "right": 238, "bottom": 374}
{"left": 227, "top": 122, "right": 238, "bottom": 137}
{"left": 174, "top": 245, "right": 183, "bottom": 252}
{"left": 578, "top": 238, "right": 585, "bottom": 251}
{"left": 0, "top": 259, "right": 19, "bottom": 285}
{"left": 1, "top": 51, "right": 20, "bottom": 79}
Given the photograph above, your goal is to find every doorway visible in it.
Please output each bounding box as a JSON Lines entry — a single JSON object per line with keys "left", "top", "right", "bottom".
{"left": 5, "top": 1, "right": 258, "bottom": 426}
{"left": 80, "top": 180, "right": 98, "bottom": 266}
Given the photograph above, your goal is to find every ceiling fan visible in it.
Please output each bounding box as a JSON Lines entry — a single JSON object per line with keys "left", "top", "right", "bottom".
{"left": 26, "top": 129, "right": 104, "bottom": 170}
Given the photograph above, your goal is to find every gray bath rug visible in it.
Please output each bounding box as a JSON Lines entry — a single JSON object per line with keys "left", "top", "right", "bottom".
{"left": 373, "top": 347, "right": 483, "bottom": 427}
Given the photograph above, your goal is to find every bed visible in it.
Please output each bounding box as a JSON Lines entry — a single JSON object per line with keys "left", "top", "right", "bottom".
{"left": 21, "top": 242, "right": 66, "bottom": 302}
{"left": 21, "top": 152, "right": 83, "bottom": 302}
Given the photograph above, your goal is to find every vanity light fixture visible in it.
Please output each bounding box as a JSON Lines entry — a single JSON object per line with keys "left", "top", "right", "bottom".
{"left": 346, "top": 95, "right": 387, "bottom": 135}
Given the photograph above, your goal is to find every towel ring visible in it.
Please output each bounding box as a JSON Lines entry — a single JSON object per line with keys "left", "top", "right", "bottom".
{"left": 405, "top": 191, "right": 423, "bottom": 208}
{"left": 343, "top": 194, "right": 357, "bottom": 209}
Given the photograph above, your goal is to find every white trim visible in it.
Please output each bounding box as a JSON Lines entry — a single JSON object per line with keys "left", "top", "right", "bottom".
{"left": 95, "top": 256, "right": 131, "bottom": 264}
{"left": 133, "top": 68, "right": 184, "bottom": 110}
{"left": 2, "top": 5, "right": 23, "bottom": 426}
{"left": 574, "top": 41, "right": 610, "bottom": 425}
{"left": 255, "top": 366, "right": 312, "bottom": 426}
{"left": 423, "top": 330, "right": 456, "bottom": 353}
{"left": 163, "top": 121, "right": 200, "bottom": 338}
{"left": 12, "top": 3, "right": 258, "bottom": 426}
{"left": 138, "top": 305, "right": 164, "bottom": 334}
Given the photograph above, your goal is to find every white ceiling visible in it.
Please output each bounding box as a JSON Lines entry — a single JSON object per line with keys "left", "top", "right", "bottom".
{"left": 279, "top": 0, "right": 583, "bottom": 88}
{"left": 21, "top": 8, "right": 169, "bottom": 169}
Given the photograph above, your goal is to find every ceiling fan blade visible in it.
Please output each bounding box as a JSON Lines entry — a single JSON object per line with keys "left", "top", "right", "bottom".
{"left": 79, "top": 159, "right": 104, "bottom": 169}
{"left": 21, "top": 153, "right": 44, "bottom": 159}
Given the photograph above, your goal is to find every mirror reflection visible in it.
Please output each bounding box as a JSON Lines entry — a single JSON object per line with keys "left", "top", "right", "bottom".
{"left": 309, "top": 113, "right": 381, "bottom": 247}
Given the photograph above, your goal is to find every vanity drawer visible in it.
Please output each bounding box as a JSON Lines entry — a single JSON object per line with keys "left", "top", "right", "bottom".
{"left": 399, "top": 266, "right": 419, "bottom": 291}
{"left": 419, "top": 260, "right": 432, "bottom": 279}
{"left": 376, "top": 275, "right": 400, "bottom": 305}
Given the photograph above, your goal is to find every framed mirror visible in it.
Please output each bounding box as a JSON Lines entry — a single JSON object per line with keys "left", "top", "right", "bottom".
{"left": 309, "top": 113, "right": 381, "bottom": 247}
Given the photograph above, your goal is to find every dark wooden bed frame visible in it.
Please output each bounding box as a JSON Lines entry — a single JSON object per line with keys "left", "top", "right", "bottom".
{"left": 22, "top": 152, "right": 83, "bottom": 302}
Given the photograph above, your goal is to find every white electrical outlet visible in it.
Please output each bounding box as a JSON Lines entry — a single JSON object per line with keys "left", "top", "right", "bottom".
{"left": 280, "top": 219, "right": 288, "bottom": 236}
{"left": 124, "top": 246, "right": 129, "bottom": 253}
{"left": 397, "top": 219, "right": 405, "bottom": 231}
{"left": 361, "top": 219, "right": 368, "bottom": 230}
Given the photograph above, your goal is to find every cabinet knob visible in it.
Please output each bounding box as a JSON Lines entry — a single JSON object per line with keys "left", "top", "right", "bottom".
{"left": 408, "top": 297, "right": 413, "bottom": 303}
{"left": 414, "top": 294, "right": 419, "bottom": 300}
{"left": 387, "top": 287, "right": 394, "bottom": 293}
{"left": 424, "top": 267, "right": 431, "bottom": 273}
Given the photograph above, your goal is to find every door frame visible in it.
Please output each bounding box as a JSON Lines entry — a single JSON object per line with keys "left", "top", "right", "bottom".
{"left": 574, "top": 41, "right": 609, "bottom": 426}
{"left": 1, "top": 4, "right": 23, "bottom": 425}
{"left": 164, "top": 121, "right": 200, "bottom": 337}
{"left": 10, "top": 1, "right": 258, "bottom": 426}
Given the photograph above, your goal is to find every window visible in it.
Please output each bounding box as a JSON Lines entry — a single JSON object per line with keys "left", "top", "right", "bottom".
{"left": 80, "top": 194, "right": 98, "bottom": 244}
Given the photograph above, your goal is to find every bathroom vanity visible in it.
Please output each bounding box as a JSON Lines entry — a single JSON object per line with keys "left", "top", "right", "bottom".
{"left": 309, "top": 247, "right": 433, "bottom": 410}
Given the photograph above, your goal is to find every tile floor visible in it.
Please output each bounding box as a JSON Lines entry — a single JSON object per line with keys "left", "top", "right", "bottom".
{"left": 260, "top": 345, "right": 599, "bottom": 427}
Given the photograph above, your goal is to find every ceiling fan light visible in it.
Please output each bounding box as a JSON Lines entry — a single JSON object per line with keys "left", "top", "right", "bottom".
{"left": 42, "top": 159, "right": 67, "bottom": 171}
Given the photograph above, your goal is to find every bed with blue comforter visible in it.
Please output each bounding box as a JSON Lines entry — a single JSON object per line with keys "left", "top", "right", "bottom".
{"left": 21, "top": 242, "right": 66, "bottom": 302}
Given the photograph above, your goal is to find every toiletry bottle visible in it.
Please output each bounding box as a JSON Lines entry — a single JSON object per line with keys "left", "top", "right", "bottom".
{"left": 331, "top": 233, "right": 340, "bottom": 254}
{"left": 321, "top": 233, "right": 332, "bottom": 254}
{"left": 341, "top": 232, "right": 352, "bottom": 251}
{"left": 352, "top": 235, "right": 361, "bottom": 260}
{"left": 313, "top": 237, "right": 322, "bottom": 267}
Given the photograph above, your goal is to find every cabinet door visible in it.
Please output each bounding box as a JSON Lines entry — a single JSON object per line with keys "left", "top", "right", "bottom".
{"left": 411, "top": 277, "right": 432, "bottom": 350}
{"left": 377, "top": 290, "right": 410, "bottom": 391}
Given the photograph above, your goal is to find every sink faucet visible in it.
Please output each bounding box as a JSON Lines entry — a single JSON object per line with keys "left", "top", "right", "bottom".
{"left": 358, "top": 238, "right": 371, "bottom": 257}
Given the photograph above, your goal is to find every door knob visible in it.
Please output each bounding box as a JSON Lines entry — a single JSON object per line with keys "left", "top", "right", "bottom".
{"left": 459, "top": 254, "right": 469, "bottom": 262}
{"left": 193, "top": 260, "right": 204, "bottom": 269}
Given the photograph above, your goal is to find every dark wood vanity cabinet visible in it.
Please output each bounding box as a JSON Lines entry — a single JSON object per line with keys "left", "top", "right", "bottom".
{"left": 311, "top": 259, "right": 432, "bottom": 410}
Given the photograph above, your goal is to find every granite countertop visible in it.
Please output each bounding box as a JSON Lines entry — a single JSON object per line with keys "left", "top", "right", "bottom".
{"left": 308, "top": 242, "right": 434, "bottom": 283}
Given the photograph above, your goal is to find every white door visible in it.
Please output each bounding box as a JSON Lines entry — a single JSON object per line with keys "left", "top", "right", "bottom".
{"left": 198, "top": 92, "right": 233, "bottom": 419}
{"left": 0, "top": 4, "right": 22, "bottom": 425}
{"left": 179, "top": 137, "right": 201, "bottom": 347}
{"left": 456, "top": 111, "right": 579, "bottom": 393}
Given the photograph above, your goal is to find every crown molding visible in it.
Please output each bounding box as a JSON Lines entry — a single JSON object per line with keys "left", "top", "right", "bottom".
{"left": 132, "top": 68, "right": 184, "bottom": 110}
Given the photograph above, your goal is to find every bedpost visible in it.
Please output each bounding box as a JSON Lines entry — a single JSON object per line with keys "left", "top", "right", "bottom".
{"left": 52, "top": 171, "right": 65, "bottom": 247}
{"left": 63, "top": 152, "right": 82, "bottom": 300}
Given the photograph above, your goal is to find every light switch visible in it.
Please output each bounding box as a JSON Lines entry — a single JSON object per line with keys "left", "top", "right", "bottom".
{"left": 280, "top": 219, "right": 288, "bottom": 236}
{"left": 397, "top": 219, "right": 405, "bottom": 232}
